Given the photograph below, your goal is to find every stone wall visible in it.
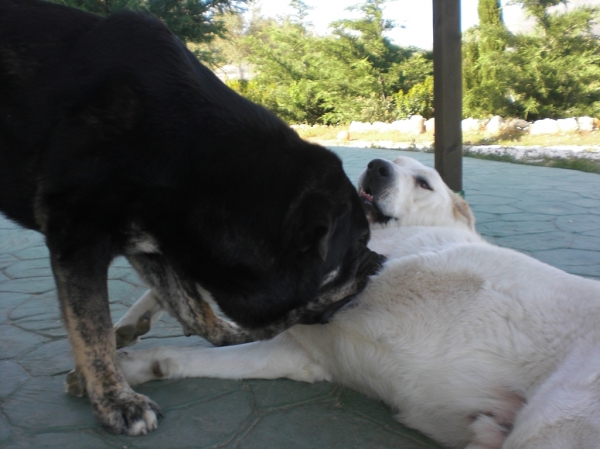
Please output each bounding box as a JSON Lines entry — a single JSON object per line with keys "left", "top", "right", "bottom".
{"left": 330, "top": 115, "right": 600, "bottom": 135}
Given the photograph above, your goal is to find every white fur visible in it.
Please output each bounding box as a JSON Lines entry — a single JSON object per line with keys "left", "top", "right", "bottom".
{"left": 117, "top": 156, "right": 600, "bottom": 449}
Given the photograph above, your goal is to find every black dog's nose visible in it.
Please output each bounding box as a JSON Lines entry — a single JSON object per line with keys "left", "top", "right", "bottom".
{"left": 367, "top": 159, "right": 393, "bottom": 178}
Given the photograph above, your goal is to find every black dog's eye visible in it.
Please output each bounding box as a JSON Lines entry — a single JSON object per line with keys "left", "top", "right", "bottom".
{"left": 416, "top": 176, "right": 433, "bottom": 191}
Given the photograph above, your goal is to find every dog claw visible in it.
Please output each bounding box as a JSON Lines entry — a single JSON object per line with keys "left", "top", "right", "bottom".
{"left": 115, "top": 311, "right": 152, "bottom": 349}
{"left": 65, "top": 369, "right": 87, "bottom": 397}
{"left": 97, "top": 392, "right": 162, "bottom": 435}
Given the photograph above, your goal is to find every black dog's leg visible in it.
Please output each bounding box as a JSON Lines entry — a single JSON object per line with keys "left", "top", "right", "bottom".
{"left": 47, "top": 229, "right": 161, "bottom": 435}
{"left": 127, "top": 254, "right": 254, "bottom": 346}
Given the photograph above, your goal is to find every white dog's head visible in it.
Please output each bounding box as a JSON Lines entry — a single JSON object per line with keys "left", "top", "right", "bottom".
{"left": 357, "top": 156, "right": 475, "bottom": 231}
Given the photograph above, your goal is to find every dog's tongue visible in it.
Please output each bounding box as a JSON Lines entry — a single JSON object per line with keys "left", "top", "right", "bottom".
{"left": 359, "top": 191, "right": 374, "bottom": 203}
{"left": 359, "top": 192, "right": 378, "bottom": 223}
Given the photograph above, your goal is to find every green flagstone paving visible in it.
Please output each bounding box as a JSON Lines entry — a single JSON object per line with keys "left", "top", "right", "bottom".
{"left": 0, "top": 147, "right": 599, "bottom": 448}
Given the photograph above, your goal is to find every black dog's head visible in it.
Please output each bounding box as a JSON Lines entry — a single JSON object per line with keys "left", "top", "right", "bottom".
{"left": 149, "top": 130, "right": 384, "bottom": 333}
{"left": 166, "top": 137, "right": 385, "bottom": 333}
{"left": 279, "top": 152, "right": 386, "bottom": 328}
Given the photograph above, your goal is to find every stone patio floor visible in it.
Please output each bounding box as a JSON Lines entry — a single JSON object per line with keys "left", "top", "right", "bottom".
{"left": 1, "top": 147, "right": 599, "bottom": 449}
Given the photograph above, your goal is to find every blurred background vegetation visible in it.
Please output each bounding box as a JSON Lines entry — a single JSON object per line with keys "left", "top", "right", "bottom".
{"left": 49, "top": 0, "right": 600, "bottom": 125}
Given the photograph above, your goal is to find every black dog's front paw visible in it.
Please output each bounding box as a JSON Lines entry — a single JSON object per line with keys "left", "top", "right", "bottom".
{"left": 94, "top": 390, "right": 162, "bottom": 436}
{"left": 66, "top": 369, "right": 162, "bottom": 435}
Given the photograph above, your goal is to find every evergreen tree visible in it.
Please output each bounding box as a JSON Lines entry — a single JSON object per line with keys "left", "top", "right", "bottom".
{"left": 478, "top": 0, "right": 503, "bottom": 24}
{"left": 463, "top": 0, "right": 512, "bottom": 118}
{"left": 506, "top": 3, "right": 600, "bottom": 118}
{"left": 197, "top": 5, "right": 275, "bottom": 69}
{"left": 241, "top": 9, "right": 329, "bottom": 123}
{"left": 517, "top": 0, "right": 564, "bottom": 32}
{"left": 231, "top": 0, "right": 427, "bottom": 124}
{"left": 330, "top": 0, "right": 409, "bottom": 99}
{"left": 49, "top": 0, "right": 247, "bottom": 45}
{"left": 477, "top": 0, "right": 505, "bottom": 53}
{"left": 464, "top": 0, "right": 600, "bottom": 119}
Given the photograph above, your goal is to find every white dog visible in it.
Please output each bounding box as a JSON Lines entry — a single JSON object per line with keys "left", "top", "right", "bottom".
{"left": 114, "top": 157, "right": 600, "bottom": 449}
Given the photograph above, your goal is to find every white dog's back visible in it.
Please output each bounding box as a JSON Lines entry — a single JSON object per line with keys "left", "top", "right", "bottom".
{"left": 287, "top": 234, "right": 600, "bottom": 447}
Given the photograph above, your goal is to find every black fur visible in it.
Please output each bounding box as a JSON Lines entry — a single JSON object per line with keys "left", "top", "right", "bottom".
{"left": 0, "top": 0, "right": 383, "bottom": 435}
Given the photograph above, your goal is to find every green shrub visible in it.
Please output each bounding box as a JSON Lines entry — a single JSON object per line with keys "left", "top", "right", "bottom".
{"left": 394, "top": 76, "right": 434, "bottom": 119}
{"left": 352, "top": 94, "right": 396, "bottom": 123}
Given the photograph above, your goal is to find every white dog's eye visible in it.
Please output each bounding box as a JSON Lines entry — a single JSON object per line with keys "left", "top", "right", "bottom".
{"left": 416, "top": 177, "right": 433, "bottom": 191}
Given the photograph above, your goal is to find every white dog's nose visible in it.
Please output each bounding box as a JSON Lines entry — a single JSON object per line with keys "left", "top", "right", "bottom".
{"left": 363, "top": 159, "right": 396, "bottom": 196}
{"left": 367, "top": 159, "right": 393, "bottom": 178}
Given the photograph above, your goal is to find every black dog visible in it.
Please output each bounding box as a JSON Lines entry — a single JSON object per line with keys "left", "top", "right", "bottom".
{"left": 0, "top": 0, "right": 384, "bottom": 436}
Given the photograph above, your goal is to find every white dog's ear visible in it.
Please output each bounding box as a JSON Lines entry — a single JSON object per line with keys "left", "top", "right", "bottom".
{"left": 451, "top": 193, "right": 476, "bottom": 231}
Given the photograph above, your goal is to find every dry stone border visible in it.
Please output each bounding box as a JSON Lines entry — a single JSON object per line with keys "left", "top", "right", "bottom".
{"left": 294, "top": 115, "right": 600, "bottom": 163}
{"left": 335, "top": 115, "right": 599, "bottom": 136}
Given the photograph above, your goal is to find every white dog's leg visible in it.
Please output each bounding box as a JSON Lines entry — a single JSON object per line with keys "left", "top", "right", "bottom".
{"left": 114, "top": 290, "right": 165, "bottom": 348}
{"left": 465, "top": 414, "right": 509, "bottom": 449}
{"left": 503, "top": 344, "right": 600, "bottom": 449}
{"left": 118, "top": 332, "right": 332, "bottom": 386}
{"left": 464, "top": 390, "right": 524, "bottom": 449}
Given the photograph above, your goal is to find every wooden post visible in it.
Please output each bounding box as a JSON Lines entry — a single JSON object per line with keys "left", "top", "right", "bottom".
{"left": 433, "top": 0, "right": 463, "bottom": 194}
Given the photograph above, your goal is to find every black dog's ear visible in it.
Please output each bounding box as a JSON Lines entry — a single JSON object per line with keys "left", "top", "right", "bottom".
{"left": 288, "top": 194, "right": 335, "bottom": 262}
{"left": 304, "top": 219, "right": 334, "bottom": 262}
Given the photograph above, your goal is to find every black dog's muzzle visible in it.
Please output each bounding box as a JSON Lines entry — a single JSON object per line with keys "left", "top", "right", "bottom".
{"left": 318, "top": 248, "right": 387, "bottom": 324}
